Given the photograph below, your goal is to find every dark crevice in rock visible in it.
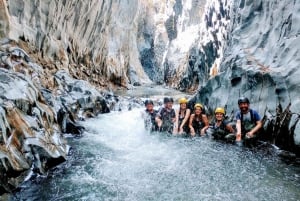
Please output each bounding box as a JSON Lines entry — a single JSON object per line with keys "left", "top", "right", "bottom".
{"left": 165, "top": 15, "right": 178, "bottom": 41}
{"left": 140, "top": 35, "right": 156, "bottom": 81}
{"left": 164, "top": 0, "right": 182, "bottom": 41}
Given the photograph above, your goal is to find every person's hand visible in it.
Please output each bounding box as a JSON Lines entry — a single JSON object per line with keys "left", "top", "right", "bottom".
{"left": 157, "top": 120, "right": 162, "bottom": 128}
{"left": 200, "top": 128, "right": 206, "bottom": 136}
{"left": 179, "top": 127, "right": 184, "bottom": 134}
{"left": 246, "top": 131, "right": 254, "bottom": 138}
{"left": 236, "top": 133, "right": 241, "bottom": 141}
{"left": 190, "top": 128, "right": 195, "bottom": 137}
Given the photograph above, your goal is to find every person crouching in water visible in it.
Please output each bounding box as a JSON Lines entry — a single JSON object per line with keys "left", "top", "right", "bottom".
{"left": 235, "top": 97, "right": 262, "bottom": 146}
{"left": 189, "top": 103, "right": 209, "bottom": 137}
{"left": 210, "top": 107, "right": 235, "bottom": 142}
{"left": 142, "top": 99, "right": 159, "bottom": 132}
{"left": 155, "top": 97, "right": 176, "bottom": 133}
{"left": 174, "top": 98, "right": 191, "bottom": 135}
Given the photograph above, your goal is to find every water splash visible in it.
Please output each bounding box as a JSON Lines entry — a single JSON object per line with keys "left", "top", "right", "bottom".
{"left": 10, "top": 108, "right": 300, "bottom": 201}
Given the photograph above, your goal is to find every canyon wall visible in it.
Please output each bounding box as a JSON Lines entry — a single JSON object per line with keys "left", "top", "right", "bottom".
{"left": 192, "top": 0, "right": 300, "bottom": 150}
{"left": 3, "top": 0, "right": 153, "bottom": 88}
{"left": 2, "top": 0, "right": 229, "bottom": 90}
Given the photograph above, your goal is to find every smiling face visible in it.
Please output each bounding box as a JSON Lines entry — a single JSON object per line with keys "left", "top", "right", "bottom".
{"left": 180, "top": 103, "right": 187, "bottom": 110}
{"left": 239, "top": 102, "right": 250, "bottom": 114}
{"left": 165, "top": 101, "right": 173, "bottom": 109}
{"left": 194, "top": 107, "right": 202, "bottom": 115}
{"left": 146, "top": 103, "right": 154, "bottom": 112}
{"left": 215, "top": 112, "right": 223, "bottom": 121}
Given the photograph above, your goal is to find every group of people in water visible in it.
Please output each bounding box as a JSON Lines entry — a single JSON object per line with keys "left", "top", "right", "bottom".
{"left": 142, "top": 96, "right": 262, "bottom": 145}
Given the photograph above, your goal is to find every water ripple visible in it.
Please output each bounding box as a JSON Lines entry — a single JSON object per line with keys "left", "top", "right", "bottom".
{"left": 9, "top": 108, "right": 300, "bottom": 201}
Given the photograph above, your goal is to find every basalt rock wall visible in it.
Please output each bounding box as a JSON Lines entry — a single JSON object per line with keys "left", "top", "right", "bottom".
{"left": 1, "top": 0, "right": 231, "bottom": 90}
{"left": 192, "top": 0, "right": 300, "bottom": 151}
{"left": 0, "top": 40, "right": 115, "bottom": 194}
{"left": 163, "top": 0, "right": 232, "bottom": 91}
{"left": 1, "top": 0, "right": 153, "bottom": 88}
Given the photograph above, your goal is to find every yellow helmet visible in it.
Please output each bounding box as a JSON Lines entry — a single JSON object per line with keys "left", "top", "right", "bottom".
{"left": 194, "top": 103, "right": 203, "bottom": 109}
{"left": 215, "top": 107, "right": 225, "bottom": 115}
{"left": 179, "top": 97, "right": 188, "bottom": 104}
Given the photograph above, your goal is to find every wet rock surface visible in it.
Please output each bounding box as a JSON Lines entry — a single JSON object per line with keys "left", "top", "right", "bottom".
{"left": 191, "top": 0, "right": 300, "bottom": 155}
{"left": 1, "top": 0, "right": 231, "bottom": 90}
{"left": 0, "top": 41, "right": 118, "bottom": 195}
{"left": 3, "top": 0, "right": 151, "bottom": 88}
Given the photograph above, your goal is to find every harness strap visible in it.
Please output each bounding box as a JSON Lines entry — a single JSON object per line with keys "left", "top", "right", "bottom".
{"left": 241, "top": 109, "right": 255, "bottom": 134}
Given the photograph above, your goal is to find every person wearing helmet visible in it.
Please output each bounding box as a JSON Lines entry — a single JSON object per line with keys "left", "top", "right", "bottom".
{"left": 210, "top": 107, "right": 235, "bottom": 141}
{"left": 188, "top": 103, "right": 209, "bottom": 137}
{"left": 174, "top": 98, "right": 191, "bottom": 135}
{"left": 155, "top": 97, "right": 176, "bottom": 133}
{"left": 142, "top": 99, "right": 159, "bottom": 132}
{"left": 235, "top": 97, "right": 262, "bottom": 145}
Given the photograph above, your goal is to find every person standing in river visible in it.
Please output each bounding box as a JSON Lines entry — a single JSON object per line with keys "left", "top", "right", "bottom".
{"left": 189, "top": 103, "right": 209, "bottom": 137}
{"left": 174, "top": 97, "right": 191, "bottom": 135}
{"left": 235, "top": 97, "right": 262, "bottom": 146}
{"left": 142, "top": 99, "right": 159, "bottom": 132}
{"left": 155, "top": 97, "right": 176, "bottom": 134}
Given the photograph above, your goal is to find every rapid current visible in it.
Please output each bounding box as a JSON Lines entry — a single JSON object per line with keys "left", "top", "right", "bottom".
{"left": 8, "top": 86, "right": 300, "bottom": 201}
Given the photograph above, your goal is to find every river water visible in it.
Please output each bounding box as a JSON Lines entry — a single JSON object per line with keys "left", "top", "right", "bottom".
{"left": 8, "top": 86, "right": 300, "bottom": 201}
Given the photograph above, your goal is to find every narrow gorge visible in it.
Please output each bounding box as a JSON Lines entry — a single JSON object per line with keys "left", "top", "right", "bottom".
{"left": 0, "top": 0, "right": 300, "bottom": 197}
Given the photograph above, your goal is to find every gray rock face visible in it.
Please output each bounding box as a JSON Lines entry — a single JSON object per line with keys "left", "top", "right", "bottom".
{"left": 192, "top": 0, "right": 300, "bottom": 150}
{"left": 0, "top": 68, "right": 69, "bottom": 193}
{"left": 0, "top": 41, "right": 114, "bottom": 194}
{"left": 156, "top": 0, "right": 232, "bottom": 90}
{"left": 4, "top": 0, "right": 151, "bottom": 88}
{"left": 1, "top": 0, "right": 231, "bottom": 89}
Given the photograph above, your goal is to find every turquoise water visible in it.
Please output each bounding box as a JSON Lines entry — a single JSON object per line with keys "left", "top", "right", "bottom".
{"left": 9, "top": 108, "right": 300, "bottom": 201}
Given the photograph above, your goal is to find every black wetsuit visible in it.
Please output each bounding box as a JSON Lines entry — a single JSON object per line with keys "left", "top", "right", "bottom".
{"left": 178, "top": 110, "right": 189, "bottom": 133}
{"left": 157, "top": 107, "right": 176, "bottom": 133}
{"left": 192, "top": 115, "right": 205, "bottom": 135}
{"left": 144, "top": 109, "right": 158, "bottom": 132}
{"left": 211, "top": 120, "right": 228, "bottom": 140}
